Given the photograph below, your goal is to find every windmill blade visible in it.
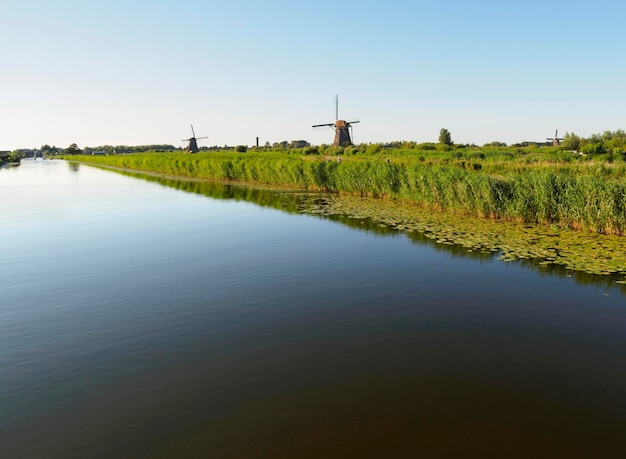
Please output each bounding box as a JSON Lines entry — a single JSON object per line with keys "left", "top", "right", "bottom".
{"left": 190, "top": 124, "right": 196, "bottom": 138}
{"left": 196, "top": 136, "right": 209, "bottom": 140}
{"left": 346, "top": 120, "right": 360, "bottom": 124}
{"left": 312, "top": 123, "right": 335, "bottom": 128}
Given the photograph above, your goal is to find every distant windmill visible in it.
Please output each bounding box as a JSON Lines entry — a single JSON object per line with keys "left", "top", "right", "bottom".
{"left": 312, "top": 95, "right": 360, "bottom": 147}
{"left": 183, "top": 124, "right": 208, "bottom": 153}
{"left": 547, "top": 129, "right": 563, "bottom": 147}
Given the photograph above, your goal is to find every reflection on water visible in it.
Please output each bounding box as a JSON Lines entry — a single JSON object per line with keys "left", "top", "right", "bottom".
{"left": 111, "top": 166, "right": 626, "bottom": 294}
{"left": 2, "top": 161, "right": 626, "bottom": 458}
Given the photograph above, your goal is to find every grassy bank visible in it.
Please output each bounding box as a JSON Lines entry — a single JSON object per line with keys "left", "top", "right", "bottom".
{"left": 64, "top": 146, "right": 626, "bottom": 235}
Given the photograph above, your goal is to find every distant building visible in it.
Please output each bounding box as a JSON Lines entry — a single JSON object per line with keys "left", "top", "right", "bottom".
{"left": 113, "top": 148, "right": 134, "bottom": 154}
{"left": 290, "top": 140, "right": 310, "bottom": 148}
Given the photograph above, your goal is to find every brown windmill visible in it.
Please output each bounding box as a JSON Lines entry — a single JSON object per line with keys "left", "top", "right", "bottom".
{"left": 313, "top": 95, "right": 360, "bottom": 147}
{"left": 183, "top": 124, "right": 208, "bottom": 153}
{"left": 547, "top": 129, "right": 563, "bottom": 146}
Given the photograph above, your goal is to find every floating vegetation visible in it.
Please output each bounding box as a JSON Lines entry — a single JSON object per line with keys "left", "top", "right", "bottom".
{"left": 282, "top": 192, "right": 626, "bottom": 289}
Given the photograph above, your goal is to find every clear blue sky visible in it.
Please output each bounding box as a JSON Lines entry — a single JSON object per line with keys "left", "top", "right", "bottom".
{"left": 1, "top": 0, "right": 625, "bottom": 150}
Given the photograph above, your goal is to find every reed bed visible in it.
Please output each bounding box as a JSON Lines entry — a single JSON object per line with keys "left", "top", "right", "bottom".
{"left": 68, "top": 151, "right": 626, "bottom": 235}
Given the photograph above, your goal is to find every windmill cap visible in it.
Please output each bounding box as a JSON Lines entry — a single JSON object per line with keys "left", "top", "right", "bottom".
{"left": 335, "top": 120, "right": 346, "bottom": 127}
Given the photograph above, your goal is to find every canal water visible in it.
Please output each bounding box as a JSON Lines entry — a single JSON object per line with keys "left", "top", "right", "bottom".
{"left": 1, "top": 160, "right": 626, "bottom": 458}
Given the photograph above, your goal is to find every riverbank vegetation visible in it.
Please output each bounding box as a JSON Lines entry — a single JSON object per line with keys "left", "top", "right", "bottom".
{"left": 63, "top": 141, "right": 626, "bottom": 236}
{"left": 0, "top": 150, "right": 26, "bottom": 165}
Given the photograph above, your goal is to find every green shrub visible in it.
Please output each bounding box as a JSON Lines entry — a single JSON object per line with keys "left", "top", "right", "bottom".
{"left": 416, "top": 143, "right": 436, "bottom": 151}
{"left": 365, "top": 144, "right": 383, "bottom": 155}
{"left": 581, "top": 143, "right": 606, "bottom": 155}
{"left": 304, "top": 146, "right": 319, "bottom": 155}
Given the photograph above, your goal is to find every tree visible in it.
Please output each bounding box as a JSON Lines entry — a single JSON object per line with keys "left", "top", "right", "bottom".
{"left": 65, "top": 143, "right": 80, "bottom": 154}
{"left": 439, "top": 128, "right": 452, "bottom": 146}
{"left": 606, "top": 129, "right": 626, "bottom": 153}
{"left": 8, "top": 150, "right": 26, "bottom": 162}
{"left": 561, "top": 132, "right": 581, "bottom": 151}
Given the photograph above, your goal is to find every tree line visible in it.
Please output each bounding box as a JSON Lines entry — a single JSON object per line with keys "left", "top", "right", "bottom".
{"left": 9, "top": 128, "right": 626, "bottom": 160}
{"left": 559, "top": 130, "right": 626, "bottom": 154}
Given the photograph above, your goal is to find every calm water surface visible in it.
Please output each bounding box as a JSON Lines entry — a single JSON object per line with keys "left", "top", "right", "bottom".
{"left": 1, "top": 160, "right": 626, "bottom": 458}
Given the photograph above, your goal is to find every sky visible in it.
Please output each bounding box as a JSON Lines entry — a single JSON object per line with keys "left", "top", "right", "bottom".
{"left": 1, "top": 0, "right": 625, "bottom": 150}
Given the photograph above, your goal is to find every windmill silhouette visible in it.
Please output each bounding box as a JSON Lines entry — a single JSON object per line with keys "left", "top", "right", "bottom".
{"left": 313, "top": 95, "right": 360, "bottom": 147}
{"left": 183, "top": 125, "right": 208, "bottom": 153}
{"left": 547, "top": 129, "right": 563, "bottom": 147}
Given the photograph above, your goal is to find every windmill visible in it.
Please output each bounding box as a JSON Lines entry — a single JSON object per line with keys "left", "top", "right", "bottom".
{"left": 183, "top": 124, "right": 208, "bottom": 153}
{"left": 312, "top": 95, "right": 360, "bottom": 147}
{"left": 547, "top": 129, "right": 563, "bottom": 146}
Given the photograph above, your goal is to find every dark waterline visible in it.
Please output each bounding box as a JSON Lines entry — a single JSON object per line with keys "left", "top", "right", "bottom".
{"left": 1, "top": 161, "right": 626, "bottom": 458}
